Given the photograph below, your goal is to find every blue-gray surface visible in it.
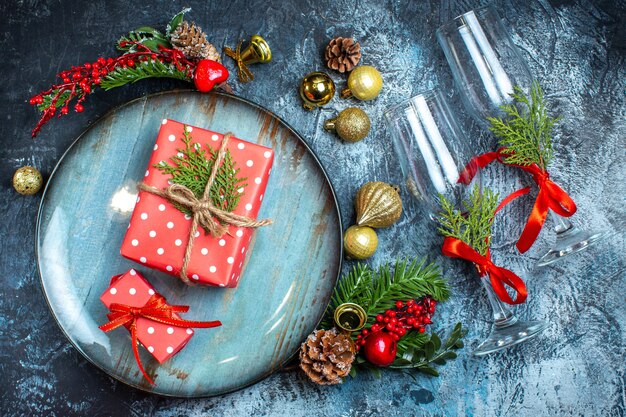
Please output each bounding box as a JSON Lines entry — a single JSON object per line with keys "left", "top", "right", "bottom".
{"left": 1, "top": 0, "right": 624, "bottom": 416}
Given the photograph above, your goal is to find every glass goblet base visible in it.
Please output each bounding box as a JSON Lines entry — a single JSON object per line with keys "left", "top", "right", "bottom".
{"left": 473, "top": 316, "right": 548, "bottom": 356}
{"left": 536, "top": 224, "right": 606, "bottom": 268}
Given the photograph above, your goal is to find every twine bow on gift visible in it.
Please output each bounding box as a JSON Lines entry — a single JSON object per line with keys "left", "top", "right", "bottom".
{"left": 99, "top": 294, "right": 222, "bottom": 385}
{"left": 138, "top": 132, "right": 272, "bottom": 284}
{"left": 223, "top": 41, "right": 254, "bottom": 83}
{"left": 441, "top": 237, "right": 528, "bottom": 305}
{"left": 457, "top": 148, "right": 577, "bottom": 253}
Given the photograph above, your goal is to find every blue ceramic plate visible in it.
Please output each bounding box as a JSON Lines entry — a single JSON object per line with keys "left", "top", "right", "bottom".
{"left": 36, "top": 91, "right": 342, "bottom": 397}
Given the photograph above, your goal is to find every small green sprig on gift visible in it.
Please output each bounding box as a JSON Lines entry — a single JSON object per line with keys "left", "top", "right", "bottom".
{"left": 488, "top": 82, "right": 559, "bottom": 171}
{"left": 436, "top": 185, "right": 498, "bottom": 257}
{"left": 154, "top": 128, "right": 247, "bottom": 229}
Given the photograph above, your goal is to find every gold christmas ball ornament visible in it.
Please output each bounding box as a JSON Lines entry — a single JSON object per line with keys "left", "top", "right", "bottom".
{"left": 12, "top": 166, "right": 43, "bottom": 195}
{"left": 343, "top": 225, "right": 378, "bottom": 260}
{"left": 334, "top": 302, "right": 367, "bottom": 332}
{"left": 300, "top": 71, "right": 336, "bottom": 110}
{"left": 355, "top": 181, "right": 403, "bottom": 228}
{"left": 340, "top": 65, "right": 383, "bottom": 101}
{"left": 324, "top": 107, "right": 371, "bottom": 142}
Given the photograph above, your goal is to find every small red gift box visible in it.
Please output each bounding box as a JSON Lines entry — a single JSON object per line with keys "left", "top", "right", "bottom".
{"left": 120, "top": 119, "right": 274, "bottom": 287}
{"left": 100, "top": 269, "right": 196, "bottom": 363}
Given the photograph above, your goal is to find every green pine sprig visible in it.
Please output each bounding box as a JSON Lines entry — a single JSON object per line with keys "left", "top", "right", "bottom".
{"left": 100, "top": 58, "right": 190, "bottom": 90}
{"left": 320, "top": 258, "right": 449, "bottom": 330}
{"left": 436, "top": 185, "right": 498, "bottom": 256}
{"left": 153, "top": 128, "right": 247, "bottom": 231}
{"left": 487, "top": 82, "right": 558, "bottom": 170}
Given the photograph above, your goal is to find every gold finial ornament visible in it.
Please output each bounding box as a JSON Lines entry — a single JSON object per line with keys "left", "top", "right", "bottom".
{"left": 223, "top": 35, "right": 272, "bottom": 83}
{"left": 300, "top": 72, "right": 336, "bottom": 110}
{"left": 324, "top": 107, "right": 371, "bottom": 142}
{"left": 334, "top": 303, "right": 367, "bottom": 332}
{"left": 343, "top": 225, "right": 378, "bottom": 260}
{"left": 12, "top": 166, "right": 43, "bottom": 195}
{"left": 340, "top": 65, "right": 383, "bottom": 101}
{"left": 355, "top": 181, "right": 403, "bottom": 228}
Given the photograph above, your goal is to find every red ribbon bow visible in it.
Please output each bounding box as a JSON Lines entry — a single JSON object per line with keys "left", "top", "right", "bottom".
{"left": 442, "top": 237, "right": 528, "bottom": 304}
{"left": 458, "top": 148, "right": 577, "bottom": 253}
{"left": 99, "top": 294, "right": 221, "bottom": 385}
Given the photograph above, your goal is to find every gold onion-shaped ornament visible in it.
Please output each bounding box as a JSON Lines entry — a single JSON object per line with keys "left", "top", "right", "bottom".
{"left": 343, "top": 225, "right": 378, "bottom": 260}
{"left": 355, "top": 182, "right": 402, "bottom": 228}
{"left": 324, "top": 107, "right": 371, "bottom": 142}
{"left": 300, "top": 71, "right": 335, "bottom": 110}
{"left": 341, "top": 65, "right": 383, "bottom": 101}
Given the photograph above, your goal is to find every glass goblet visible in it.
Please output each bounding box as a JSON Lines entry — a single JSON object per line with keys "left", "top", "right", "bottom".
{"left": 436, "top": 5, "right": 533, "bottom": 126}
{"left": 384, "top": 89, "right": 547, "bottom": 356}
{"left": 437, "top": 5, "right": 605, "bottom": 267}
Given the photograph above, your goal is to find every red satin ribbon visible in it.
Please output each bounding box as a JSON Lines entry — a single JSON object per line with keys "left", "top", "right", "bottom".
{"left": 458, "top": 149, "right": 577, "bottom": 253}
{"left": 442, "top": 237, "right": 528, "bottom": 305}
{"left": 99, "top": 294, "right": 222, "bottom": 385}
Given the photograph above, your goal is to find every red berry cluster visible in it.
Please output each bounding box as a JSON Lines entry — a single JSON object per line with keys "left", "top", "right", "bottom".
{"left": 355, "top": 297, "right": 437, "bottom": 351}
{"left": 29, "top": 42, "right": 196, "bottom": 137}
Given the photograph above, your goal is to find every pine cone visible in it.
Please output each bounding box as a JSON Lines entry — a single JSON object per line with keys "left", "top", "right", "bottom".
{"left": 299, "top": 328, "right": 355, "bottom": 385}
{"left": 170, "top": 21, "right": 221, "bottom": 62}
{"left": 325, "top": 37, "right": 361, "bottom": 73}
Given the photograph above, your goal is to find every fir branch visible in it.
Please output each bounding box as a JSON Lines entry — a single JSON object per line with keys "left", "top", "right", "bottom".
{"left": 117, "top": 26, "right": 171, "bottom": 53}
{"left": 436, "top": 185, "right": 498, "bottom": 256}
{"left": 365, "top": 259, "right": 448, "bottom": 323}
{"left": 320, "top": 258, "right": 449, "bottom": 331}
{"left": 154, "top": 128, "right": 247, "bottom": 230}
{"left": 487, "top": 82, "right": 558, "bottom": 170}
{"left": 101, "top": 59, "right": 190, "bottom": 90}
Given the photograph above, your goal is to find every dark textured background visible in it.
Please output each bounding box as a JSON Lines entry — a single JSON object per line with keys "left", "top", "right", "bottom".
{"left": 1, "top": 0, "right": 624, "bottom": 416}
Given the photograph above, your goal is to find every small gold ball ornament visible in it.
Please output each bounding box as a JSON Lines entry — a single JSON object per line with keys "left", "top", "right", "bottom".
{"left": 355, "top": 181, "right": 402, "bottom": 228}
{"left": 12, "top": 166, "right": 43, "bottom": 195}
{"left": 300, "top": 71, "right": 336, "bottom": 110}
{"left": 343, "top": 225, "right": 378, "bottom": 260}
{"left": 324, "top": 107, "right": 371, "bottom": 142}
{"left": 340, "top": 65, "right": 383, "bottom": 101}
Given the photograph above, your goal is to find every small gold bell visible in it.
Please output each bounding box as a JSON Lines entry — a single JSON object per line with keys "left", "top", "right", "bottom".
{"left": 343, "top": 225, "right": 378, "bottom": 260}
{"left": 324, "top": 107, "right": 371, "bottom": 142}
{"left": 355, "top": 181, "right": 403, "bottom": 228}
{"left": 341, "top": 65, "right": 383, "bottom": 101}
{"left": 300, "top": 72, "right": 335, "bottom": 110}
{"left": 238, "top": 35, "right": 272, "bottom": 65}
{"left": 334, "top": 303, "right": 367, "bottom": 332}
{"left": 223, "top": 35, "right": 271, "bottom": 83}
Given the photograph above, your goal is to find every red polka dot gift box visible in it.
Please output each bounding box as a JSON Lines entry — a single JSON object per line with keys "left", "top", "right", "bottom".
{"left": 120, "top": 119, "right": 274, "bottom": 287}
{"left": 99, "top": 269, "right": 220, "bottom": 364}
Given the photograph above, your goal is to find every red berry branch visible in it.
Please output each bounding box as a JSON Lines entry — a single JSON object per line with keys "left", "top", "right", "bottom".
{"left": 27, "top": 9, "right": 229, "bottom": 138}
{"left": 28, "top": 43, "right": 196, "bottom": 137}
{"left": 356, "top": 297, "right": 437, "bottom": 366}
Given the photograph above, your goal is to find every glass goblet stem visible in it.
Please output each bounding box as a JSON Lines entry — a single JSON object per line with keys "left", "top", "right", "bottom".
{"left": 481, "top": 276, "right": 516, "bottom": 325}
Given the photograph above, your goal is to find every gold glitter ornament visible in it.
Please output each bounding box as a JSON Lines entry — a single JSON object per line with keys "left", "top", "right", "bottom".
{"left": 12, "top": 166, "right": 43, "bottom": 195}
{"left": 324, "top": 107, "right": 371, "bottom": 142}
{"left": 340, "top": 65, "right": 383, "bottom": 101}
{"left": 300, "top": 71, "right": 336, "bottom": 110}
{"left": 343, "top": 225, "right": 378, "bottom": 260}
{"left": 355, "top": 181, "right": 402, "bottom": 228}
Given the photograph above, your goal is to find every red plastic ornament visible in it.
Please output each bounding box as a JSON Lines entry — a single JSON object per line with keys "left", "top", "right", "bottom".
{"left": 193, "top": 59, "right": 229, "bottom": 93}
{"left": 362, "top": 331, "right": 397, "bottom": 366}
